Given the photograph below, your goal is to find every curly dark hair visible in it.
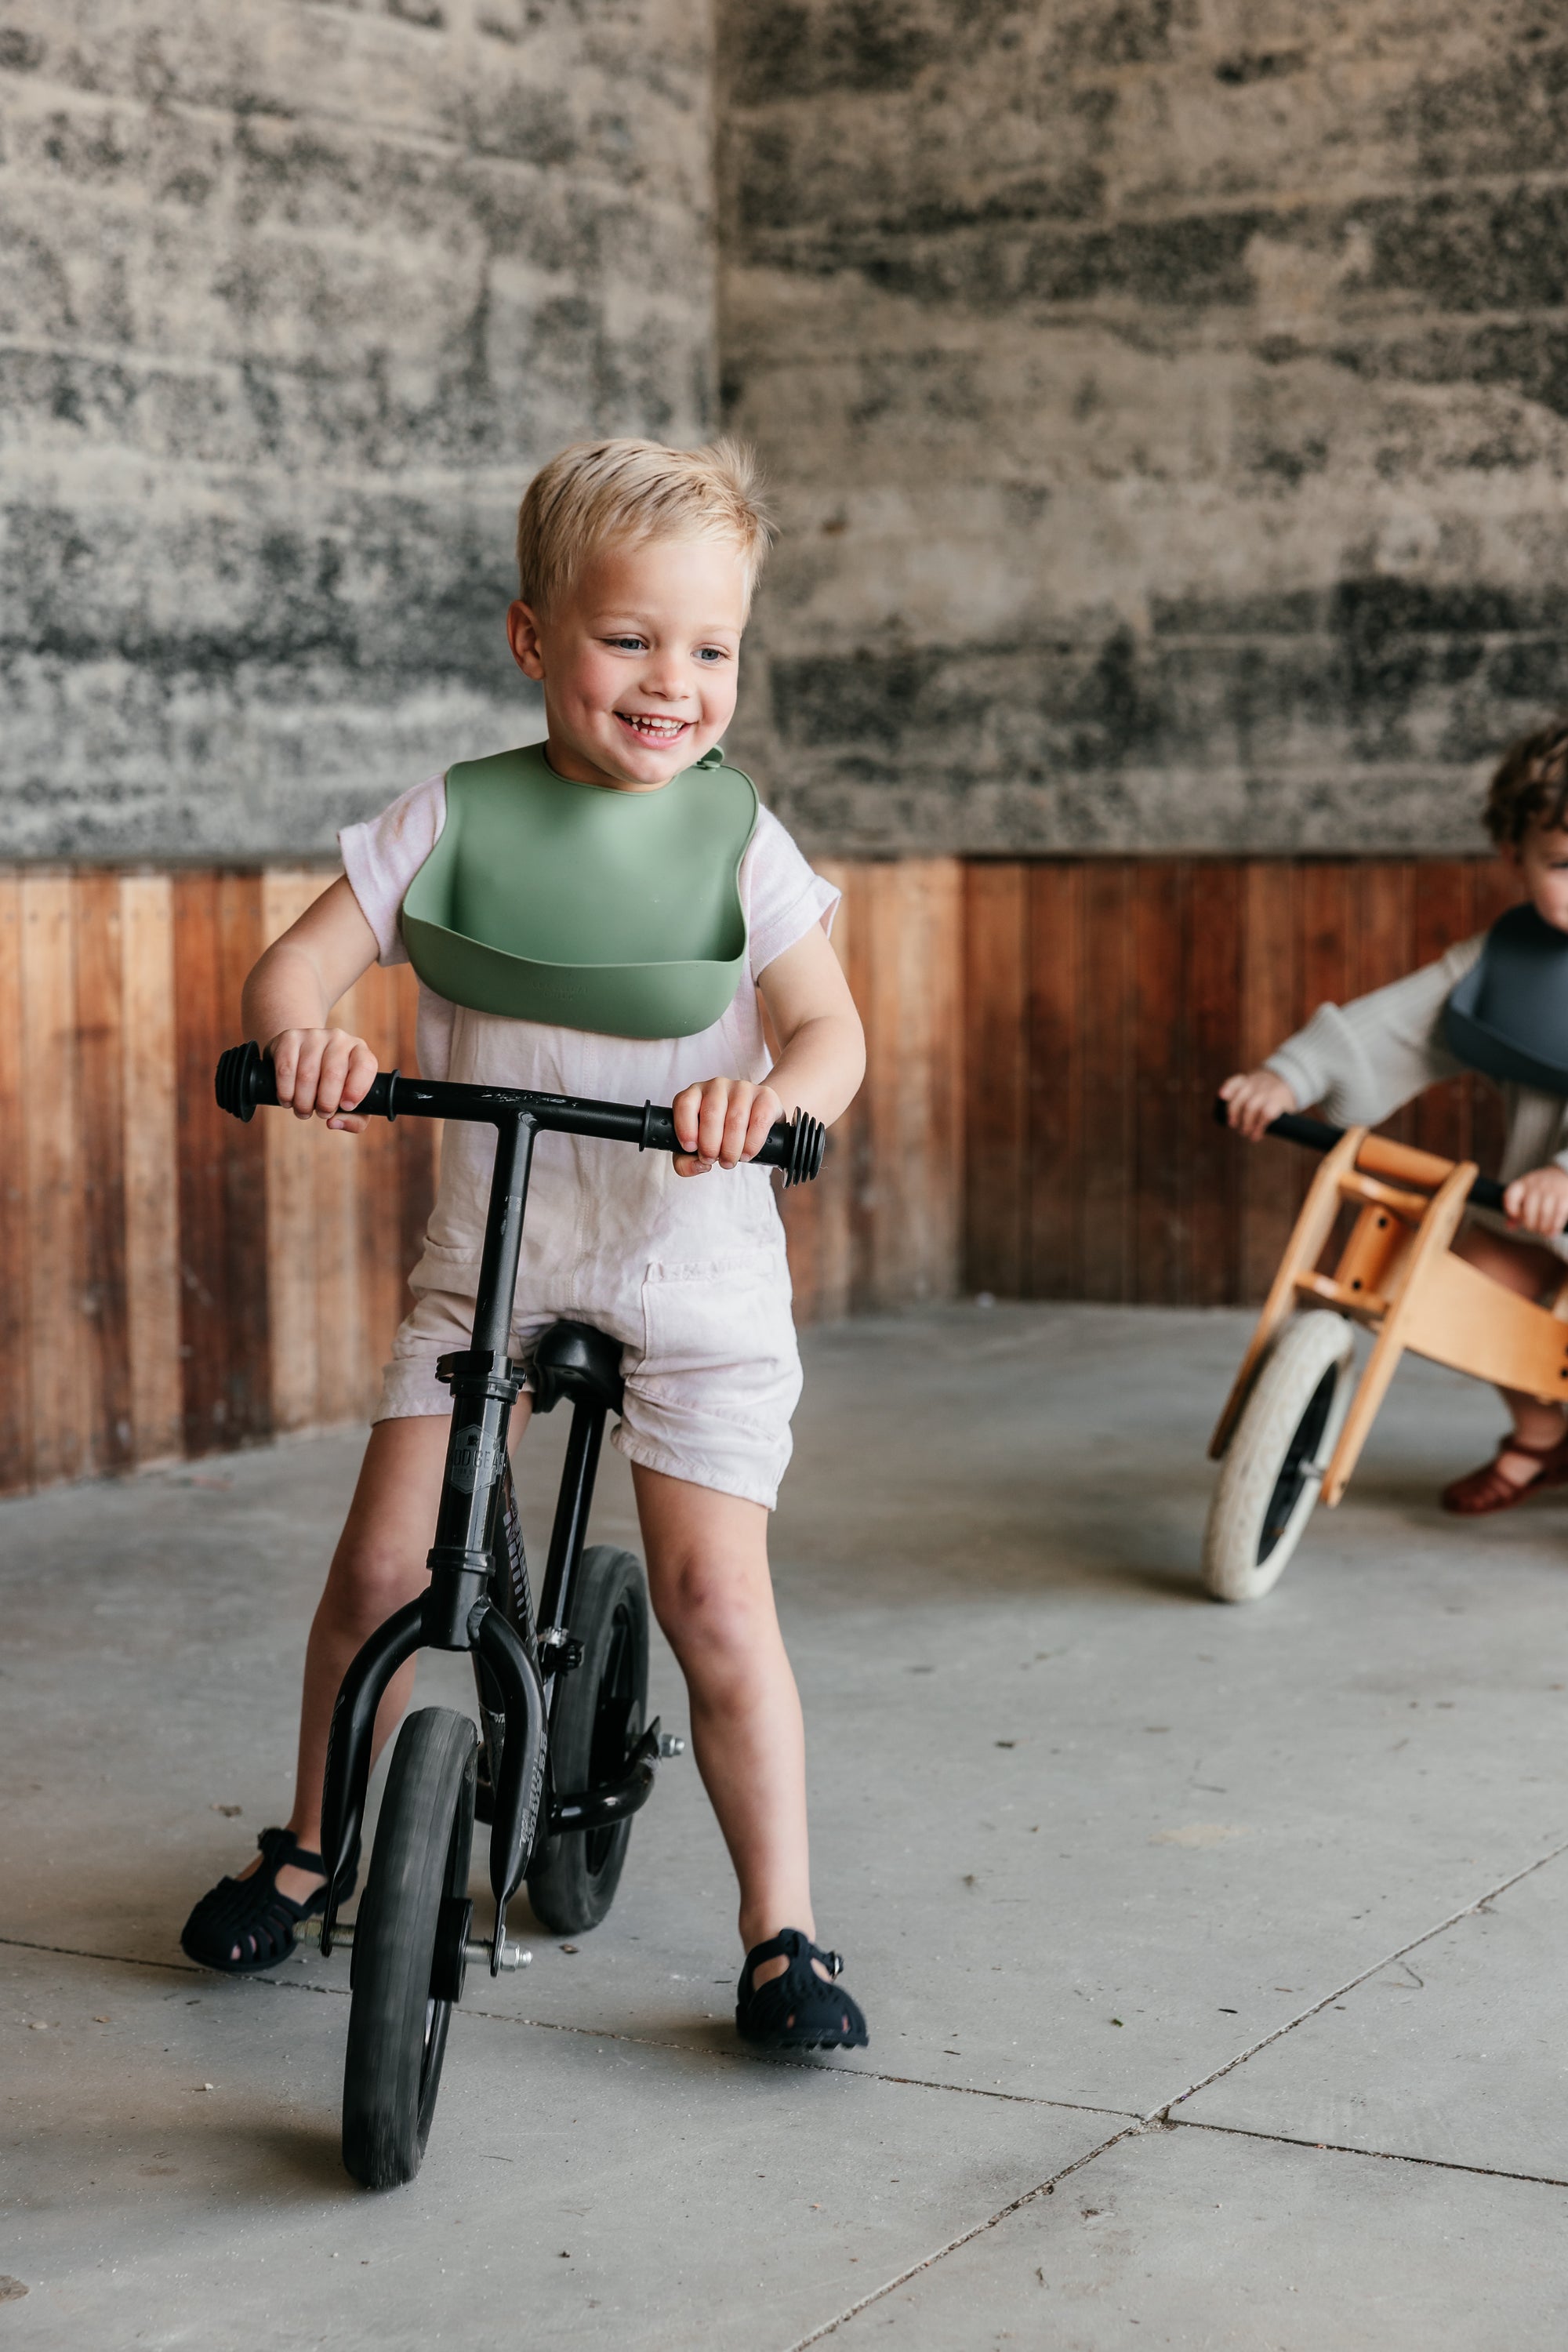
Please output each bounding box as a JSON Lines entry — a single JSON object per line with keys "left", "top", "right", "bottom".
{"left": 1483, "top": 716, "right": 1568, "bottom": 846}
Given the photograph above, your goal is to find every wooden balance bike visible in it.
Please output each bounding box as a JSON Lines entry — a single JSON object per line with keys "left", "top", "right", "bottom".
{"left": 1204, "top": 1106, "right": 1568, "bottom": 1602}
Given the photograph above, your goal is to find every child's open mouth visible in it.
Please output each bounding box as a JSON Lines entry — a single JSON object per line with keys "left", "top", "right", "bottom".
{"left": 616, "top": 712, "right": 691, "bottom": 747}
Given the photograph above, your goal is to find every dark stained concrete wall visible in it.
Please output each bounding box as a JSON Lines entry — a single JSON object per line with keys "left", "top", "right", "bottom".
{"left": 2, "top": 0, "right": 715, "bottom": 857}
{"left": 718, "top": 2, "right": 1568, "bottom": 853}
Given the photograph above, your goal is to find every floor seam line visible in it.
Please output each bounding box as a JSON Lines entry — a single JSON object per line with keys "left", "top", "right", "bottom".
{"left": 0, "top": 1936, "right": 202, "bottom": 1975}
{"left": 1142, "top": 1831, "right": 1568, "bottom": 2125}
{"left": 775, "top": 2123, "right": 1146, "bottom": 2350}
{"left": 1170, "top": 2114, "right": 1568, "bottom": 2190}
{"left": 0, "top": 1935, "right": 1138, "bottom": 2119}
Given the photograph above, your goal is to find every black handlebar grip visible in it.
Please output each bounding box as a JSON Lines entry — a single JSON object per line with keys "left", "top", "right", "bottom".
{"left": 769, "top": 1108, "right": 826, "bottom": 1187}
{"left": 628, "top": 1098, "right": 825, "bottom": 1184}
{"left": 1209, "top": 1094, "right": 1341, "bottom": 1152}
{"left": 215, "top": 1040, "right": 277, "bottom": 1121}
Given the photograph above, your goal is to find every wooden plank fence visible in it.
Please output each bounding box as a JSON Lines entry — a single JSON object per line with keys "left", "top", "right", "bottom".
{"left": 0, "top": 855, "right": 1515, "bottom": 1495}
{"left": 953, "top": 857, "right": 1517, "bottom": 1312}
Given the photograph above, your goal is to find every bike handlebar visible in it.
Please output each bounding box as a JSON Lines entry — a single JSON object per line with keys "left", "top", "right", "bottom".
{"left": 1211, "top": 1094, "right": 1509, "bottom": 1215}
{"left": 216, "top": 1041, "right": 826, "bottom": 1188}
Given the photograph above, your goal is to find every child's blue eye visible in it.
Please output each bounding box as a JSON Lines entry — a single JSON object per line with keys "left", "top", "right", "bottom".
{"left": 696, "top": 646, "right": 728, "bottom": 662}
{"left": 607, "top": 636, "right": 646, "bottom": 652}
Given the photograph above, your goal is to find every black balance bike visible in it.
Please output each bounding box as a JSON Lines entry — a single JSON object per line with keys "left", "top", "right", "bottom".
{"left": 215, "top": 1042, "right": 824, "bottom": 2188}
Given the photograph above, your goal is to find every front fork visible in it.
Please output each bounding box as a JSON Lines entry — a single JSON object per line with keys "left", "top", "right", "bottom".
{"left": 319, "top": 1336, "right": 548, "bottom": 1971}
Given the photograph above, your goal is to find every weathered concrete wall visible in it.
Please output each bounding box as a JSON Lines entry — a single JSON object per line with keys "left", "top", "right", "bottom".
{"left": 718, "top": 2, "right": 1568, "bottom": 853}
{"left": 2, "top": 0, "right": 715, "bottom": 857}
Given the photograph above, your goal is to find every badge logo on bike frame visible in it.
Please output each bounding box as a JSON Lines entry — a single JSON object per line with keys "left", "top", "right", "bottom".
{"left": 450, "top": 1424, "right": 500, "bottom": 1494}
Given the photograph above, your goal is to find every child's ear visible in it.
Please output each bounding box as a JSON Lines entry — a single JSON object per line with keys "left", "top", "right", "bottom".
{"left": 506, "top": 600, "right": 546, "bottom": 681}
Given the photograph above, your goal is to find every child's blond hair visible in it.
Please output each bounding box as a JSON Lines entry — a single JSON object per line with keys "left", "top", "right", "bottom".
{"left": 515, "top": 437, "right": 773, "bottom": 615}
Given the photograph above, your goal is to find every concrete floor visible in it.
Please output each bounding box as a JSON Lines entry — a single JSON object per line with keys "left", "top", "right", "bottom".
{"left": 5, "top": 1302, "right": 1568, "bottom": 2348}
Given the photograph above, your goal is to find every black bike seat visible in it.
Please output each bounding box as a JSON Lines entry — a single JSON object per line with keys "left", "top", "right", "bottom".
{"left": 530, "top": 1319, "right": 626, "bottom": 1417}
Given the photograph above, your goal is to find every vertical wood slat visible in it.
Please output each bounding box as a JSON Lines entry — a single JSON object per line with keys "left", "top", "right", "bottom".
{"left": 852, "top": 862, "right": 964, "bottom": 1311}
{"left": 1079, "top": 864, "right": 1135, "bottom": 1301}
{"left": 260, "top": 872, "right": 325, "bottom": 1433}
{"left": 21, "top": 876, "right": 90, "bottom": 1487}
{"left": 1185, "top": 860, "right": 1243, "bottom": 1308}
{"left": 1133, "top": 858, "right": 1185, "bottom": 1304}
{"left": 0, "top": 877, "right": 30, "bottom": 1490}
{"left": 120, "top": 875, "right": 183, "bottom": 1465}
{"left": 1026, "top": 863, "right": 1083, "bottom": 1297}
{"left": 217, "top": 874, "right": 271, "bottom": 1447}
{"left": 1237, "top": 863, "right": 1300, "bottom": 1304}
{"left": 172, "top": 872, "right": 230, "bottom": 1459}
{"left": 74, "top": 871, "right": 132, "bottom": 1475}
{"left": 962, "top": 862, "right": 1028, "bottom": 1298}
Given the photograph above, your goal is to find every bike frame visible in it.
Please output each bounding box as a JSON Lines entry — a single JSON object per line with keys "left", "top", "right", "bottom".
{"left": 214, "top": 1043, "right": 823, "bottom": 1975}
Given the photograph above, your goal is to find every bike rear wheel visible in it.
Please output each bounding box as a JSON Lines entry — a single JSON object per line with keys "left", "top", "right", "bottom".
{"left": 342, "top": 1707, "right": 477, "bottom": 2189}
{"left": 527, "top": 1544, "right": 649, "bottom": 1935}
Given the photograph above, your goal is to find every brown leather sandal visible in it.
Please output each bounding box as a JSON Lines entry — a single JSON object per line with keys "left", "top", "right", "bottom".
{"left": 1440, "top": 1431, "right": 1568, "bottom": 1516}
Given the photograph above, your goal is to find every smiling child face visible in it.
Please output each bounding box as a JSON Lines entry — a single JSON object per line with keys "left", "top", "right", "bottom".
{"left": 506, "top": 535, "right": 750, "bottom": 793}
{"left": 1507, "top": 822, "right": 1568, "bottom": 934}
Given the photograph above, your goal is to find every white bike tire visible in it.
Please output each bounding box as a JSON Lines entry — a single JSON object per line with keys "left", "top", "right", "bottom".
{"left": 1203, "top": 1310, "right": 1356, "bottom": 1603}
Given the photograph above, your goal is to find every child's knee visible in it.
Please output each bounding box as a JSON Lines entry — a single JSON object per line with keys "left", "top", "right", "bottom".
{"left": 652, "top": 1552, "right": 770, "bottom": 1667}
{"left": 324, "top": 1529, "right": 426, "bottom": 1627}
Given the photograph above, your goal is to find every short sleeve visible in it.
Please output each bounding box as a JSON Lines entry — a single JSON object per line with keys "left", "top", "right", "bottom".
{"left": 339, "top": 776, "right": 447, "bottom": 967}
{"left": 742, "top": 804, "right": 840, "bottom": 979}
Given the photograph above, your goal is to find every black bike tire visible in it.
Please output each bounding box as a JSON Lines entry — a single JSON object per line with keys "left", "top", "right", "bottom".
{"left": 526, "top": 1544, "right": 649, "bottom": 1936}
{"left": 341, "top": 1707, "right": 477, "bottom": 2190}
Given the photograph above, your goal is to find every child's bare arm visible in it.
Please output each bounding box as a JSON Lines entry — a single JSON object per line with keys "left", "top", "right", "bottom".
{"left": 241, "top": 876, "right": 382, "bottom": 1134}
{"left": 671, "top": 923, "right": 865, "bottom": 1176}
{"left": 1218, "top": 1066, "right": 1298, "bottom": 1141}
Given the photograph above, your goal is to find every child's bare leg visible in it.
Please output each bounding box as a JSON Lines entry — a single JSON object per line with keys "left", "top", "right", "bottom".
{"left": 632, "top": 1464, "right": 826, "bottom": 1985}
{"left": 237, "top": 1406, "right": 529, "bottom": 1911}
{"left": 1452, "top": 1224, "right": 1567, "bottom": 1481}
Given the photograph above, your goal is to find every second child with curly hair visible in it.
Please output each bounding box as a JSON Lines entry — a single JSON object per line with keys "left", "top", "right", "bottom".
{"left": 1223, "top": 717, "right": 1568, "bottom": 1516}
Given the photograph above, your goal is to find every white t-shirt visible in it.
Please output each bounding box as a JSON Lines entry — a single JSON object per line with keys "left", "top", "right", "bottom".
{"left": 339, "top": 765, "right": 840, "bottom": 1291}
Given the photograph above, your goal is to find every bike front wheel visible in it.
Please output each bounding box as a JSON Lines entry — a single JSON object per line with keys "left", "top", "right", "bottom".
{"left": 342, "top": 1707, "right": 477, "bottom": 2190}
{"left": 1203, "top": 1310, "right": 1356, "bottom": 1603}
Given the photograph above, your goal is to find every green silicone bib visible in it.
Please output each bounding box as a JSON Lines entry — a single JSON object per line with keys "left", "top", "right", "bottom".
{"left": 400, "top": 741, "right": 758, "bottom": 1039}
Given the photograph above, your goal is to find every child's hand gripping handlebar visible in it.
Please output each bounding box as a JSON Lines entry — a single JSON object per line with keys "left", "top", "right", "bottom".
{"left": 1211, "top": 1094, "right": 1513, "bottom": 1216}
{"left": 216, "top": 1040, "right": 827, "bottom": 1187}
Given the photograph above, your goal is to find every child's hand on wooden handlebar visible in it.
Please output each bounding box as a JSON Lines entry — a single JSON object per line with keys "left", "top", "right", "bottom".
{"left": 1219, "top": 1068, "right": 1297, "bottom": 1140}
{"left": 671, "top": 1076, "right": 784, "bottom": 1176}
{"left": 1502, "top": 1163, "right": 1568, "bottom": 1237}
{"left": 268, "top": 1027, "right": 378, "bottom": 1133}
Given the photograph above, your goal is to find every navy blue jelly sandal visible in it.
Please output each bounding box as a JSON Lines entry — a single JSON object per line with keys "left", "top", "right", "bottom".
{"left": 736, "top": 1927, "right": 869, "bottom": 2052}
{"left": 180, "top": 1824, "right": 358, "bottom": 1977}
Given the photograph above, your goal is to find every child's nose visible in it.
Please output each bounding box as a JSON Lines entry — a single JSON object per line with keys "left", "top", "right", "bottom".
{"left": 639, "top": 653, "right": 691, "bottom": 700}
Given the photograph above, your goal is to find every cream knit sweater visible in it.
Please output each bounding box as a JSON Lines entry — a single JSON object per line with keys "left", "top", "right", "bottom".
{"left": 1264, "top": 932, "right": 1568, "bottom": 1257}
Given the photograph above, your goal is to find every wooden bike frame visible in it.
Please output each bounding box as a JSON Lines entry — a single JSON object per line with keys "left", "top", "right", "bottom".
{"left": 1210, "top": 1129, "right": 1568, "bottom": 1507}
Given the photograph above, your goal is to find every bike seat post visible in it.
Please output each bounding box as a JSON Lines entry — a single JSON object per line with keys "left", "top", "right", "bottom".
{"left": 424, "top": 1110, "right": 535, "bottom": 1650}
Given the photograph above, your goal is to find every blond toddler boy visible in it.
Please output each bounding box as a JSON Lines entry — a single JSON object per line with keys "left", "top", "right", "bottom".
{"left": 182, "top": 440, "right": 869, "bottom": 2048}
